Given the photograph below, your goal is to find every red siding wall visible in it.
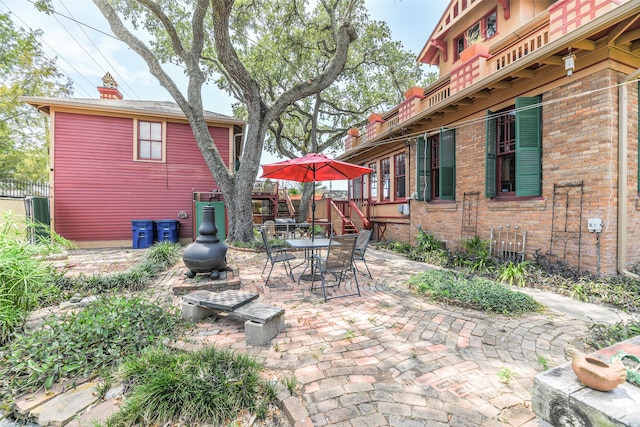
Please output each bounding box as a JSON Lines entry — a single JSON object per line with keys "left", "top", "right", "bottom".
{"left": 53, "top": 112, "right": 228, "bottom": 245}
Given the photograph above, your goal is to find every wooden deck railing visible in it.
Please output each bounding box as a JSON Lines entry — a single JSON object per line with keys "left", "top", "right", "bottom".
{"left": 349, "top": 200, "right": 370, "bottom": 230}
{"left": 329, "top": 200, "right": 348, "bottom": 235}
{"left": 252, "top": 180, "right": 278, "bottom": 196}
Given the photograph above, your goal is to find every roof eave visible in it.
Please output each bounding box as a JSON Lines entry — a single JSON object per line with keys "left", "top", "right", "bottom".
{"left": 19, "top": 96, "right": 246, "bottom": 126}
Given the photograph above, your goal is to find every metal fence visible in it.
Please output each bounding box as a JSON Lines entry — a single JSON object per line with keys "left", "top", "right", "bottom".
{"left": 0, "top": 179, "right": 50, "bottom": 198}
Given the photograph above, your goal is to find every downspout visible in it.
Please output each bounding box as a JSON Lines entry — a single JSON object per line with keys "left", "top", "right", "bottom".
{"left": 617, "top": 68, "right": 640, "bottom": 279}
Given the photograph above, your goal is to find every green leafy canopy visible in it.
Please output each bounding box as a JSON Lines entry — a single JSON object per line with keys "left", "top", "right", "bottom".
{"left": 0, "top": 12, "right": 73, "bottom": 181}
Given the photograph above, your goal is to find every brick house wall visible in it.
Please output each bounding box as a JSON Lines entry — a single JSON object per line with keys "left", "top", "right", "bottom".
{"left": 624, "top": 75, "right": 640, "bottom": 271}
{"left": 409, "top": 69, "right": 639, "bottom": 276}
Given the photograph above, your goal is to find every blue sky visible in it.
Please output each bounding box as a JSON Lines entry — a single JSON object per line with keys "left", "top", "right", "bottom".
{"left": 2, "top": 0, "right": 448, "bottom": 114}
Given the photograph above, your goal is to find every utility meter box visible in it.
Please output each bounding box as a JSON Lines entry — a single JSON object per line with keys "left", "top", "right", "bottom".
{"left": 588, "top": 218, "right": 603, "bottom": 233}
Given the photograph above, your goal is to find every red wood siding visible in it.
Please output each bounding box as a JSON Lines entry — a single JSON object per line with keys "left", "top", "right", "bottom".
{"left": 53, "top": 112, "right": 228, "bottom": 244}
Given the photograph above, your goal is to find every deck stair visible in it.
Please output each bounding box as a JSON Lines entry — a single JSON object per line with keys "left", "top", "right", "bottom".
{"left": 306, "top": 197, "right": 370, "bottom": 235}
{"left": 343, "top": 221, "right": 358, "bottom": 234}
{"left": 277, "top": 189, "right": 296, "bottom": 218}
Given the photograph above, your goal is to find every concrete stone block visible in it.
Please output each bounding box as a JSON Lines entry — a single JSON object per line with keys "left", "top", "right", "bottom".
{"left": 181, "top": 302, "right": 215, "bottom": 321}
{"left": 67, "top": 399, "right": 121, "bottom": 427}
{"left": 244, "top": 313, "right": 285, "bottom": 346}
{"left": 30, "top": 382, "right": 98, "bottom": 427}
{"left": 282, "top": 395, "right": 313, "bottom": 427}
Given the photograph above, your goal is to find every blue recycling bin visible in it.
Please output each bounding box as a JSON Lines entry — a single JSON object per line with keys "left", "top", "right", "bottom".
{"left": 132, "top": 220, "right": 155, "bottom": 249}
{"left": 156, "top": 219, "right": 179, "bottom": 243}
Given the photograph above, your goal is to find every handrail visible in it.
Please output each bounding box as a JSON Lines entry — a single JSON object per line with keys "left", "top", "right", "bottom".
{"left": 328, "top": 199, "right": 348, "bottom": 235}
{"left": 349, "top": 199, "right": 369, "bottom": 230}
{"left": 283, "top": 190, "right": 296, "bottom": 217}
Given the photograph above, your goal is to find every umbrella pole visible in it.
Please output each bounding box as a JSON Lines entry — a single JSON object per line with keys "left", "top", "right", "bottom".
{"left": 311, "top": 201, "right": 316, "bottom": 242}
{"left": 311, "top": 175, "right": 316, "bottom": 242}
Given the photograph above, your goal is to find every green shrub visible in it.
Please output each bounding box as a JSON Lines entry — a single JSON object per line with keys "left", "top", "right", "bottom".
{"left": 497, "top": 261, "right": 530, "bottom": 287}
{"left": 0, "top": 304, "right": 26, "bottom": 346}
{"left": 108, "top": 346, "right": 277, "bottom": 426}
{"left": 0, "top": 296, "right": 184, "bottom": 402}
{"left": 452, "top": 236, "right": 495, "bottom": 273}
{"left": 416, "top": 230, "right": 445, "bottom": 252}
{"left": 461, "top": 235, "right": 489, "bottom": 257}
{"left": 407, "top": 247, "right": 450, "bottom": 267}
{"left": 408, "top": 270, "right": 544, "bottom": 315}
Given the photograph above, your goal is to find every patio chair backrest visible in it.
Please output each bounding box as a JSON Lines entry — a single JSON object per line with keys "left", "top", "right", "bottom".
{"left": 260, "top": 227, "right": 275, "bottom": 260}
{"left": 324, "top": 234, "right": 358, "bottom": 272}
{"left": 263, "top": 220, "right": 276, "bottom": 239}
{"left": 354, "top": 229, "right": 372, "bottom": 255}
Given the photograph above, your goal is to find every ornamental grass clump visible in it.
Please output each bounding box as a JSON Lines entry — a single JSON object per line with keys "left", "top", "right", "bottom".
{"left": 0, "top": 213, "right": 71, "bottom": 344}
{"left": 408, "top": 270, "right": 544, "bottom": 315}
{"left": 107, "top": 346, "right": 277, "bottom": 426}
{"left": 0, "top": 296, "right": 184, "bottom": 402}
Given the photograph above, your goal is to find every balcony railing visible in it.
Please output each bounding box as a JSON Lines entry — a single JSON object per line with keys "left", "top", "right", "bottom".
{"left": 347, "top": 21, "right": 553, "bottom": 148}
{"left": 493, "top": 25, "right": 550, "bottom": 72}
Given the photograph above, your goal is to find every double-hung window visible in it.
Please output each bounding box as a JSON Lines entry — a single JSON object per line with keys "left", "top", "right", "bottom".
{"left": 381, "top": 158, "right": 390, "bottom": 201}
{"left": 369, "top": 162, "right": 377, "bottom": 202}
{"left": 485, "top": 96, "right": 541, "bottom": 198}
{"left": 417, "top": 128, "right": 456, "bottom": 201}
{"left": 351, "top": 176, "right": 362, "bottom": 199}
{"left": 136, "top": 120, "right": 164, "bottom": 162}
{"left": 395, "top": 153, "right": 406, "bottom": 199}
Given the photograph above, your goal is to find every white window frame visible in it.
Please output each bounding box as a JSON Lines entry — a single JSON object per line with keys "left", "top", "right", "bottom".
{"left": 134, "top": 119, "right": 166, "bottom": 162}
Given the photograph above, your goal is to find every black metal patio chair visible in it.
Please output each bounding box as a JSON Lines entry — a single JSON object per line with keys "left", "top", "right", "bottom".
{"left": 310, "top": 233, "right": 360, "bottom": 302}
{"left": 260, "top": 227, "right": 296, "bottom": 286}
{"left": 353, "top": 228, "right": 373, "bottom": 278}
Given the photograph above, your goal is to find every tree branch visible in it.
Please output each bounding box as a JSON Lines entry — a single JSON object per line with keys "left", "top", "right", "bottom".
{"left": 266, "top": 19, "right": 357, "bottom": 123}
{"left": 92, "top": 0, "right": 190, "bottom": 107}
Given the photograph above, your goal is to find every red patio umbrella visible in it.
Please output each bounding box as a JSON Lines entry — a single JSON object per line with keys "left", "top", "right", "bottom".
{"left": 261, "top": 153, "right": 372, "bottom": 240}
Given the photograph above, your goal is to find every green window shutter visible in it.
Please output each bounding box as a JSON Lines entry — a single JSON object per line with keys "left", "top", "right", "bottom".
{"left": 425, "top": 137, "right": 432, "bottom": 201}
{"left": 515, "top": 96, "right": 542, "bottom": 197}
{"left": 439, "top": 128, "right": 455, "bottom": 200}
{"left": 416, "top": 136, "right": 427, "bottom": 201}
{"left": 485, "top": 109, "right": 497, "bottom": 198}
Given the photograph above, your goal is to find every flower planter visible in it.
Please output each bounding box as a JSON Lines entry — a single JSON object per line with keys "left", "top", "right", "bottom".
{"left": 368, "top": 113, "right": 383, "bottom": 123}
{"left": 403, "top": 86, "right": 424, "bottom": 100}
{"left": 460, "top": 44, "right": 490, "bottom": 63}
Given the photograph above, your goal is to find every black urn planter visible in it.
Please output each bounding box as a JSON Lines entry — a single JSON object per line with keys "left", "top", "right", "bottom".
{"left": 183, "top": 205, "right": 228, "bottom": 279}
